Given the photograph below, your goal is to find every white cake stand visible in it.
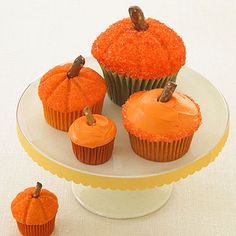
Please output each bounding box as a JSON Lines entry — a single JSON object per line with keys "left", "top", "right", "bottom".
{"left": 16, "top": 58, "right": 229, "bottom": 219}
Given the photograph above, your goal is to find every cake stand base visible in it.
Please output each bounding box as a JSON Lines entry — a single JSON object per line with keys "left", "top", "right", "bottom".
{"left": 72, "top": 183, "right": 173, "bottom": 219}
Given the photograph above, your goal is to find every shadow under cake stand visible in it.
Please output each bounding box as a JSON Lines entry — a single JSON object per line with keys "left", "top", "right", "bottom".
{"left": 16, "top": 58, "right": 229, "bottom": 219}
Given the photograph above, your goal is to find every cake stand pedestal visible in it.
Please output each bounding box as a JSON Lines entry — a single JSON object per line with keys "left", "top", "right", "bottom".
{"left": 72, "top": 183, "right": 173, "bottom": 218}
{"left": 16, "top": 58, "right": 229, "bottom": 219}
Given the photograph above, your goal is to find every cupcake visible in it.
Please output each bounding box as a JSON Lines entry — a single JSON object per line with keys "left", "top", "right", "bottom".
{"left": 38, "top": 55, "right": 106, "bottom": 131}
{"left": 68, "top": 107, "right": 117, "bottom": 165}
{"left": 11, "top": 182, "right": 58, "bottom": 236}
{"left": 92, "top": 6, "right": 186, "bottom": 106}
{"left": 122, "top": 82, "right": 202, "bottom": 162}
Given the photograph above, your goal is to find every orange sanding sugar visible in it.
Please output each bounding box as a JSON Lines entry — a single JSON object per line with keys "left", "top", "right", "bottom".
{"left": 38, "top": 65, "right": 106, "bottom": 113}
{"left": 40, "top": 64, "right": 71, "bottom": 83}
{"left": 92, "top": 18, "right": 186, "bottom": 79}
{"left": 11, "top": 187, "right": 58, "bottom": 225}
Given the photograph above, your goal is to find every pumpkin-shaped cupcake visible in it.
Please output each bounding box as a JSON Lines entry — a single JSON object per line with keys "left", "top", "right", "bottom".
{"left": 92, "top": 6, "right": 186, "bottom": 106}
{"left": 122, "top": 82, "right": 202, "bottom": 162}
{"left": 11, "top": 182, "right": 58, "bottom": 236}
{"left": 68, "top": 107, "right": 117, "bottom": 165}
{"left": 38, "top": 55, "right": 106, "bottom": 131}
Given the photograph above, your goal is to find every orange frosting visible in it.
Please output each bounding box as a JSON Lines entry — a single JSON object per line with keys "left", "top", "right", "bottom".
{"left": 92, "top": 18, "right": 186, "bottom": 79}
{"left": 122, "top": 89, "right": 201, "bottom": 141}
{"left": 11, "top": 187, "right": 58, "bottom": 225}
{"left": 38, "top": 64, "right": 106, "bottom": 113}
{"left": 68, "top": 114, "right": 117, "bottom": 148}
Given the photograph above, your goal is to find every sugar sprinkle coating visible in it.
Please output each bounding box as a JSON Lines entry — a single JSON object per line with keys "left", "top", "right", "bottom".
{"left": 92, "top": 18, "right": 186, "bottom": 79}
{"left": 38, "top": 64, "right": 106, "bottom": 113}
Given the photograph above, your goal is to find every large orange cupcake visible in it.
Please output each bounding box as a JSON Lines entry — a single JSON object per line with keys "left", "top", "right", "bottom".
{"left": 68, "top": 107, "right": 117, "bottom": 165}
{"left": 38, "top": 55, "right": 106, "bottom": 131}
{"left": 122, "top": 82, "right": 201, "bottom": 162}
{"left": 92, "top": 6, "right": 186, "bottom": 106}
{"left": 11, "top": 182, "right": 58, "bottom": 236}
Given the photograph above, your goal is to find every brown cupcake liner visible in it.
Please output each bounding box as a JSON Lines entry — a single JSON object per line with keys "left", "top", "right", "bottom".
{"left": 42, "top": 98, "right": 104, "bottom": 131}
{"left": 101, "top": 66, "right": 178, "bottom": 106}
{"left": 129, "top": 133, "right": 194, "bottom": 162}
{"left": 71, "top": 139, "right": 115, "bottom": 165}
{"left": 17, "top": 217, "right": 55, "bottom": 236}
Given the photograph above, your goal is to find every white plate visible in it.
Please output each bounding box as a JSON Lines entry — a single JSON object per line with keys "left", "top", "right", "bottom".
{"left": 16, "top": 58, "right": 229, "bottom": 178}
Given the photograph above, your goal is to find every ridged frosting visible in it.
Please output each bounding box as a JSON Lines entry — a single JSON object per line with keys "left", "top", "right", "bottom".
{"left": 122, "top": 89, "right": 201, "bottom": 141}
{"left": 92, "top": 18, "right": 186, "bottom": 79}
{"left": 11, "top": 187, "right": 58, "bottom": 225}
{"left": 38, "top": 64, "right": 106, "bottom": 113}
{"left": 68, "top": 114, "right": 117, "bottom": 148}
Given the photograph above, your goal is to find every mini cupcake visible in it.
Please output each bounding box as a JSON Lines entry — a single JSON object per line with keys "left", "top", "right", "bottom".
{"left": 68, "top": 107, "right": 117, "bottom": 165}
{"left": 122, "top": 82, "right": 201, "bottom": 162}
{"left": 92, "top": 6, "right": 186, "bottom": 106}
{"left": 11, "top": 182, "right": 58, "bottom": 236}
{"left": 38, "top": 55, "right": 106, "bottom": 131}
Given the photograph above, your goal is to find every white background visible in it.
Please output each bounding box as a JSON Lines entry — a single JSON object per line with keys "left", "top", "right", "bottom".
{"left": 1, "top": 0, "right": 236, "bottom": 235}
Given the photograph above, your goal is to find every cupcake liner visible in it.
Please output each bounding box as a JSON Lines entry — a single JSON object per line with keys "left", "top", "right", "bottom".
{"left": 43, "top": 98, "right": 104, "bottom": 131}
{"left": 129, "top": 133, "right": 194, "bottom": 162}
{"left": 101, "top": 66, "right": 177, "bottom": 106}
{"left": 71, "top": 139, "right": 115, "bottom": 165}
{"left": 17, "top": 218, "right": 55, "bottom": 236}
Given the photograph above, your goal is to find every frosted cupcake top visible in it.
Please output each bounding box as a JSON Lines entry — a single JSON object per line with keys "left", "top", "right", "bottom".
{"left": 38, "top": 56, "right": 106, "bottom": 113}
{"left": 11, "top": 183, "right": 58, "bottom": 225}
{"left": 122, "top": 89, "right": 201, "bottom": 141}
{"left": 69, "top": 114, "right": 117, "bottom": 148}
{"left": 92, "top": 7, "right": 186, "bottom": 79}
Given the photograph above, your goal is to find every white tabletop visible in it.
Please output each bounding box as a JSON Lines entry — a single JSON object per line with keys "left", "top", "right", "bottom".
{"left": 1, "top": 0, "right": 235, "bottom": 235}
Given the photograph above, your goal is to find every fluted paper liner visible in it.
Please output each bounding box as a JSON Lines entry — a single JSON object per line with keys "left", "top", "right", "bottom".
{"left": 129, "top": 134, "right": 194, "bottom": 162}
{"left": 71, "top": 140, "right": 114, "bottom": 165}
{"left": 17, "top": 218, "right": 55, "bottom": 236}
{"left": 101, "top": 66, "right": 177, "bottom": 106}
{"left": 42, "top": 98, "right": 104, "bottom": 131}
